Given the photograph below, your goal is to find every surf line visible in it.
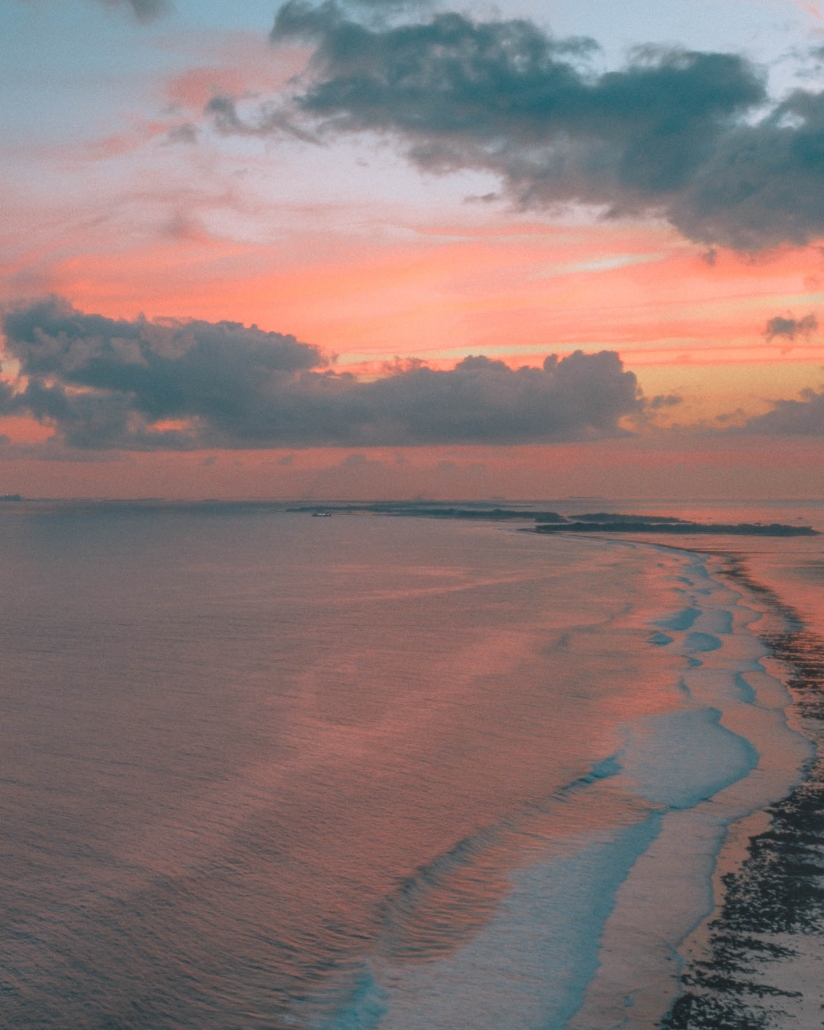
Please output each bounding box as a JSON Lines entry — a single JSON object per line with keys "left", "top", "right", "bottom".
{"left": 563, "top": 532, "right": 824, "bottom": 1029}
{"left": 657, "top": 550, "right": 824, "bottom": 1030}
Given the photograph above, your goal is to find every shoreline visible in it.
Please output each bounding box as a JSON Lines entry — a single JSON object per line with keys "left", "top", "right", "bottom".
{"left": 656, "top": 549, "right": 824, "bottom": 1029}
{"left": 293, "top": 512, "right": 824, "bottom": 1028}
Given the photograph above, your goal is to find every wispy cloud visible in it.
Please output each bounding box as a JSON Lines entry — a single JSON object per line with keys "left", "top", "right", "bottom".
{"left": 99, "top": 0, "right": 170, "bottom": 23}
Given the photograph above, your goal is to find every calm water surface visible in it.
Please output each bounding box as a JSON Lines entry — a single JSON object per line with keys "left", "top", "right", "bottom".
{"left": 0, "top": 504, "right": 815, "bottom": 1028}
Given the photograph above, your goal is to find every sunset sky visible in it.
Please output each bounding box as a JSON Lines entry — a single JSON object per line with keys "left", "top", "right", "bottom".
{"left": 2, "top": 0, "right": 824, "bottom": 499}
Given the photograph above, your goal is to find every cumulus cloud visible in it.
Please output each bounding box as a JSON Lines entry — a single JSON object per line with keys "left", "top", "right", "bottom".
{"left": 244, "top": 2, "right": 824, "bottom": 249}
{"left": 0, "top": 298, "right": 642, "bottom": 449}
{"left": 765, "top": 313, "right": 818, "bottom": 340}
{"left": 1, "top": 298, "right": 323, "bottom": 449}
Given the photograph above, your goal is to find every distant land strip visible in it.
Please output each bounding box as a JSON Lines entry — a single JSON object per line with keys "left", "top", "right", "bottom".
{"left": 289, "top": 504, "right": 819, "bottom": 536}
{"left": 0, "top": 499, "right": 815, "bottom": 535}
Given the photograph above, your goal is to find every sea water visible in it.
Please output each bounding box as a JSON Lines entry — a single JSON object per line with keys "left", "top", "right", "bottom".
{"left": 0, "top": 502, "right": 816, "bottom": 1029}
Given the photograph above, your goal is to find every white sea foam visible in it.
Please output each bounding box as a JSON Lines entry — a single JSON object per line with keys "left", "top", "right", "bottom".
{"left": 315, "top": 543, "right": 812, "bottom": 1030}
{"left": 568, "top": 547, "right": 813, "bottom": 1030}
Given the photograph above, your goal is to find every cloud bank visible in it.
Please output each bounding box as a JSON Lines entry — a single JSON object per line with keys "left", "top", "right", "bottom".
{"left": 0, "top": 298, "right": 642, "bottom": 449}
{"left": 742, "top": 388, "right": 824, "bottom": 435}
{"left": 225, "top": 1, "right": 824, "bottom": 250}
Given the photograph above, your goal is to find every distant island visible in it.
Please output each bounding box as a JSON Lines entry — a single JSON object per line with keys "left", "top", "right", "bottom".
{"left": 289, "top": 503, "right": 818, "bottom": 536}
{"left": 534, "top": 518, "right": 818, "bottom": 537}
{"left": 287, "top": 503, "right": 550, "bottom": 520}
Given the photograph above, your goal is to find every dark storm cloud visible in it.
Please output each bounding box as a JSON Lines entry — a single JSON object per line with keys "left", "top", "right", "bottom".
{"left": 256, "top": 2, "right": 824, "bottom": 249}
{"left": 765, "top": 313, "right": 818, "bottom": 340}
{"left": 1, "top": 298, "right": 641, "bottom": 449}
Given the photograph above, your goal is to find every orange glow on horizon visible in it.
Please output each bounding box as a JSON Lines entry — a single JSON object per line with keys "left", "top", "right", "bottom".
{"left": 0, "top": 436, "right": 821, "bottom": 501}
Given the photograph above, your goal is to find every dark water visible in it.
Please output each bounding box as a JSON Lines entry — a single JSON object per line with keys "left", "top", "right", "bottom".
{"left": 0, "top": 505, "right": 811, "bottom": 1028}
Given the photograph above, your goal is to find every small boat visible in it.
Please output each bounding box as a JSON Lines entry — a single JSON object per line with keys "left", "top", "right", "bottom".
{"left": 312, "top": 511, "right": 333, "bottom": 517}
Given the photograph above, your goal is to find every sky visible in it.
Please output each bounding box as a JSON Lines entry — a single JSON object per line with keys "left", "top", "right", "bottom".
{"left": 2, "top": 0, "right": 824, "bottom": 499}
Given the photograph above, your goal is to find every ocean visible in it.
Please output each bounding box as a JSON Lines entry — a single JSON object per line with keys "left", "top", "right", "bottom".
{"left": 0, "top": 500, "right": 822, "bottom": 1029}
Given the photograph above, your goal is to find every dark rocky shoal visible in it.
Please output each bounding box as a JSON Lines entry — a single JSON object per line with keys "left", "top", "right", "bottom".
{"left": 534, "top": 520, "right": 818, "bottom": 537}
{"left": 661, "top": 555, "right": 824, "bottom": 1030}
